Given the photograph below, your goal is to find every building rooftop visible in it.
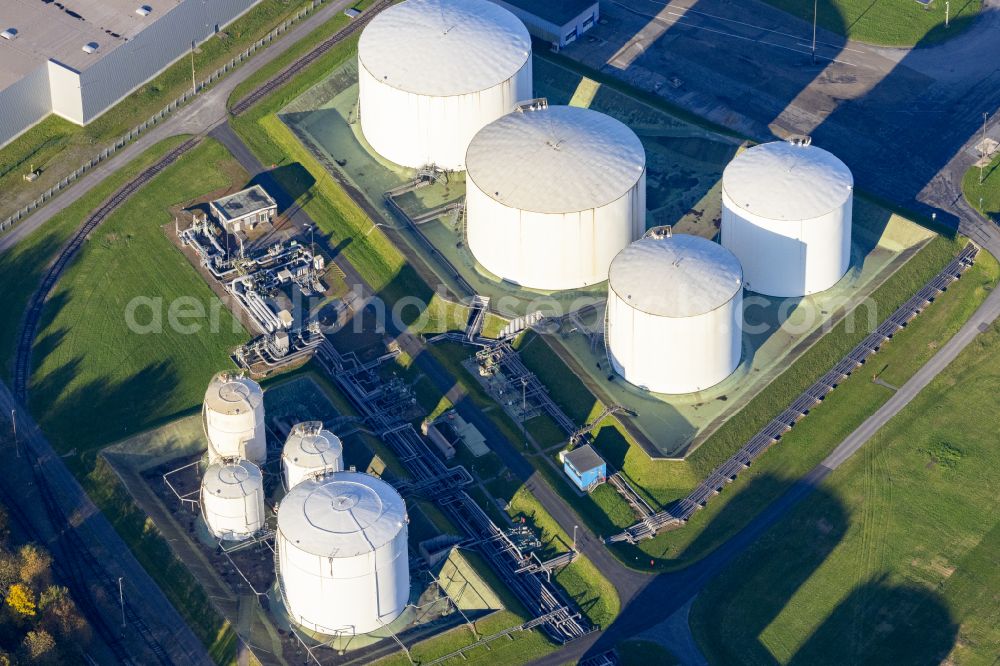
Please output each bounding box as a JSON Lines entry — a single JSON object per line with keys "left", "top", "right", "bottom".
{"left": 0, "top": 0, "right": 179, "bottom": 89}
{"left": 497, "top": 0, "right": 597, "bottom": 27}
{"left": 211, "top": 185, "right": 277, "bottom": 222}
{"left": 564, "top": 444, "right": 604, "bottom": 474}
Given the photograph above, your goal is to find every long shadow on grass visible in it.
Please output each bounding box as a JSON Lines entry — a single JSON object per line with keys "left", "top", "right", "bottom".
{"left": 29, "top": 355, "right": 184, "bottom": 457}
{"left": 790, "top": 577, "right": 956, "bottom": 665}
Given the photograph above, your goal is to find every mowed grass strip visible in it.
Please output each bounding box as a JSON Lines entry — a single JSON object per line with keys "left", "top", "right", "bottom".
{"left": 0, "top": 134, "right": 190, "bottom": 380}
{"left": 691, "top": 321, "right": 1000, "bottom": 665}
{"left": 29, "top": 137, "right": 249, "bottom": 455}
{"left": 759, "top": 0, "right": 981, "bottom": 47}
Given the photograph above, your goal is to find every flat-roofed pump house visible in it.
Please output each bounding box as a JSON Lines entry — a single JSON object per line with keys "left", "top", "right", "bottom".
{"left": 357, "top": 0, "right": 533, "bottom": 170}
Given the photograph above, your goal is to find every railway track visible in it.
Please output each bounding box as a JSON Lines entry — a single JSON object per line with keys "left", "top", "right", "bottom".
{"left": 12, "top": 137, "right": 200, "bottom": 401}
{"left": 229, "top": 0, "right": 393, "bottom": 116}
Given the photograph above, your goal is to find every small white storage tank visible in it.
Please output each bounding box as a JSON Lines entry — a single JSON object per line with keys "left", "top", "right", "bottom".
{"left": 721, "top": 139, "right": 853, "bottom": 297}
{"left": 282, "top": 422, "right": 344, "bottom": 490}
{"left": 201, "top": 459, "right": 266, "bottom": 541}
{"left": 203, "top": 373, "right": 266, "bottom": 465}
{"left": 607, "top": 229, "right": 743, "bottom": 394}
{"left": 465, "top": 104, "right": 646, "bottom": 290}
{"left": 357, "top": 0, "right": 532, "bottom": 170}
{"left": 276, "top": 472, "right": 409, "bottom": 636}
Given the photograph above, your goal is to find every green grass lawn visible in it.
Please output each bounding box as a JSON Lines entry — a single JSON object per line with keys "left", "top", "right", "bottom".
{"left": 29, "top": 138, "right": 248, "bottom": 454}
{"left": 0, "top": 135, "right": 190, "bottom": 380}
{"left": 962, "top": 152, "right": 1000, "bottom": 223}
{"left": 0, "top": 0, "right": 316, "bottom": 220}
{"left": 690, "top": 320, "right": 1000, "bottom": 665}
{"left": 759, "top": 0, "right": 981, "bottom": 47}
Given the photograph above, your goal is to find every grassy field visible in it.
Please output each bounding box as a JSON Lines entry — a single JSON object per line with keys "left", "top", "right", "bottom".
{"left": 962, "top": 152, "right": 1000, "bottom": 222}
{"left": 690, "top": 320, "right": 1000, "bottom": 665}
{"left": 0, "top": 135, "right": 190, "bottom": 380}
{"left": 0, "top": 0, "right": 316, "bottom": 221}
{"left": 759, "top": 0, "right": 981, "bottom": 47}
{"left": 29, "top": 138, "right": 248, "bottom": 454}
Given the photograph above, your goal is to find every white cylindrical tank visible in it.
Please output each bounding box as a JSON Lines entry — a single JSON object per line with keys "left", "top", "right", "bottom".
{"left": 201, "top": 459, "right": 266, "bottom": 541}
{"left": 357, "top": 0, "right": 532, "bottom": 170}
{"left": 465, "top": 104, "right": 646, "bottom": 290}
{"left": 203, "top": 373, "right": 266, "bottom": 465}
{"left": 282, "top": 422, "right": 344, "bottom": 490}
{"left": 276, "top": 472, "right": 409, "bottom": 636}
{"left": 607, "top": 229, "right": 743, "bottom": 394}
{"left": 721, "top": 140, "right": 853, "bottom": 297}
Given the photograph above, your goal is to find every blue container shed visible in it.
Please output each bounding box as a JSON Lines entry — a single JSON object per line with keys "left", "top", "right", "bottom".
{"left": 563, "top": 444, "right": 607, "bottom": 493}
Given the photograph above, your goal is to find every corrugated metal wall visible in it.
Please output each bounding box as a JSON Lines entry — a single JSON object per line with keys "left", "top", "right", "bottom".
{"left": 79, "top": 0, "right": 257, "bottom": 123}
{"left": 0, "top": 65, "right": 52, "bottom": 148}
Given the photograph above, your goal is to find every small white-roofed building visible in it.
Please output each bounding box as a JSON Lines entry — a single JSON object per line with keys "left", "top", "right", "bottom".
{"left": 721, "top": 139, "right": 853, "bottom": 297}
{"left": 357, "top": 0, "right": 532, "bottom": 170}
{"left": 276, "top": 472, "right": 409, "bottom": 636}
{"left": 210, "top": 185, "right": 277, "bottom": 234}
{"left": 607, "top": 229, "right": 743, "bottom": 394}
{"left": 281, "top": 422, "right": 344, "bottom": 490}
{"left": 465, "top": 103, "right": 646, "bottom": 290}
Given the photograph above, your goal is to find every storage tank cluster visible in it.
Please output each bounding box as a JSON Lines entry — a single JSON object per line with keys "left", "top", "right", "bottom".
{"left": 201, "top": 373, "right": 267, "bottom": 541}
{"left": 197, "top": 376, "right": 410, "bottom": 636}
{"left": 606, "top": 139, "right": 852, "bottom": 395}
{"left": 356, "top": 0, "right": 645, "bottom": 290}
{"left": 276, "top": 472, "right": 410, "bottom": 635}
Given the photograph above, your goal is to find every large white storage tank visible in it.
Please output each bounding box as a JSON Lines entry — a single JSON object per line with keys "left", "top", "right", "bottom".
{"left": 276, "top": 472, "right": 409, "bottom": 635}
{"left": 201, "top": 459, "right": 266, "bottom": 541}
{"left": 357, "top": 0, "right": 532, "bottom": 170}
{"left": 282, "top": 422, "right": 344, "bottom": 490}
{"left": 721, "top": 139, "right": 853, "bottom": 297}
{"left": 607, "top": 229, "right": 743, "bottom": 394}
{"left": 465, "top": 104, "right": 646, "bottom": 290}
{"left": 203, "top": 373, "right": 266, "bottom": 465}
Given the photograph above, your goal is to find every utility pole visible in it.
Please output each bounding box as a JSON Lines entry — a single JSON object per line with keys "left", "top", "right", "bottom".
{"left": 190, "top": 42, "right": 197, "bottom": 96}
{"left": 945, "top": 1, "right": 950, "bottom": 28}
{"left": 811, "top": 0, "right": 818, "bottom": 64}
{"left": 520, "top": 377, "right": 528, "bottom": 450}
{"left": 982, "top": 112, "right": 989, "bottom": 185}
{"left": 118, "top": 577, "right": 126, "bottom": 631}
{"left": 573, "top": 525, "right": 578, "bottom": 551}
{"left": 11, "top": 409, "right": 18, "bottom": 459}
